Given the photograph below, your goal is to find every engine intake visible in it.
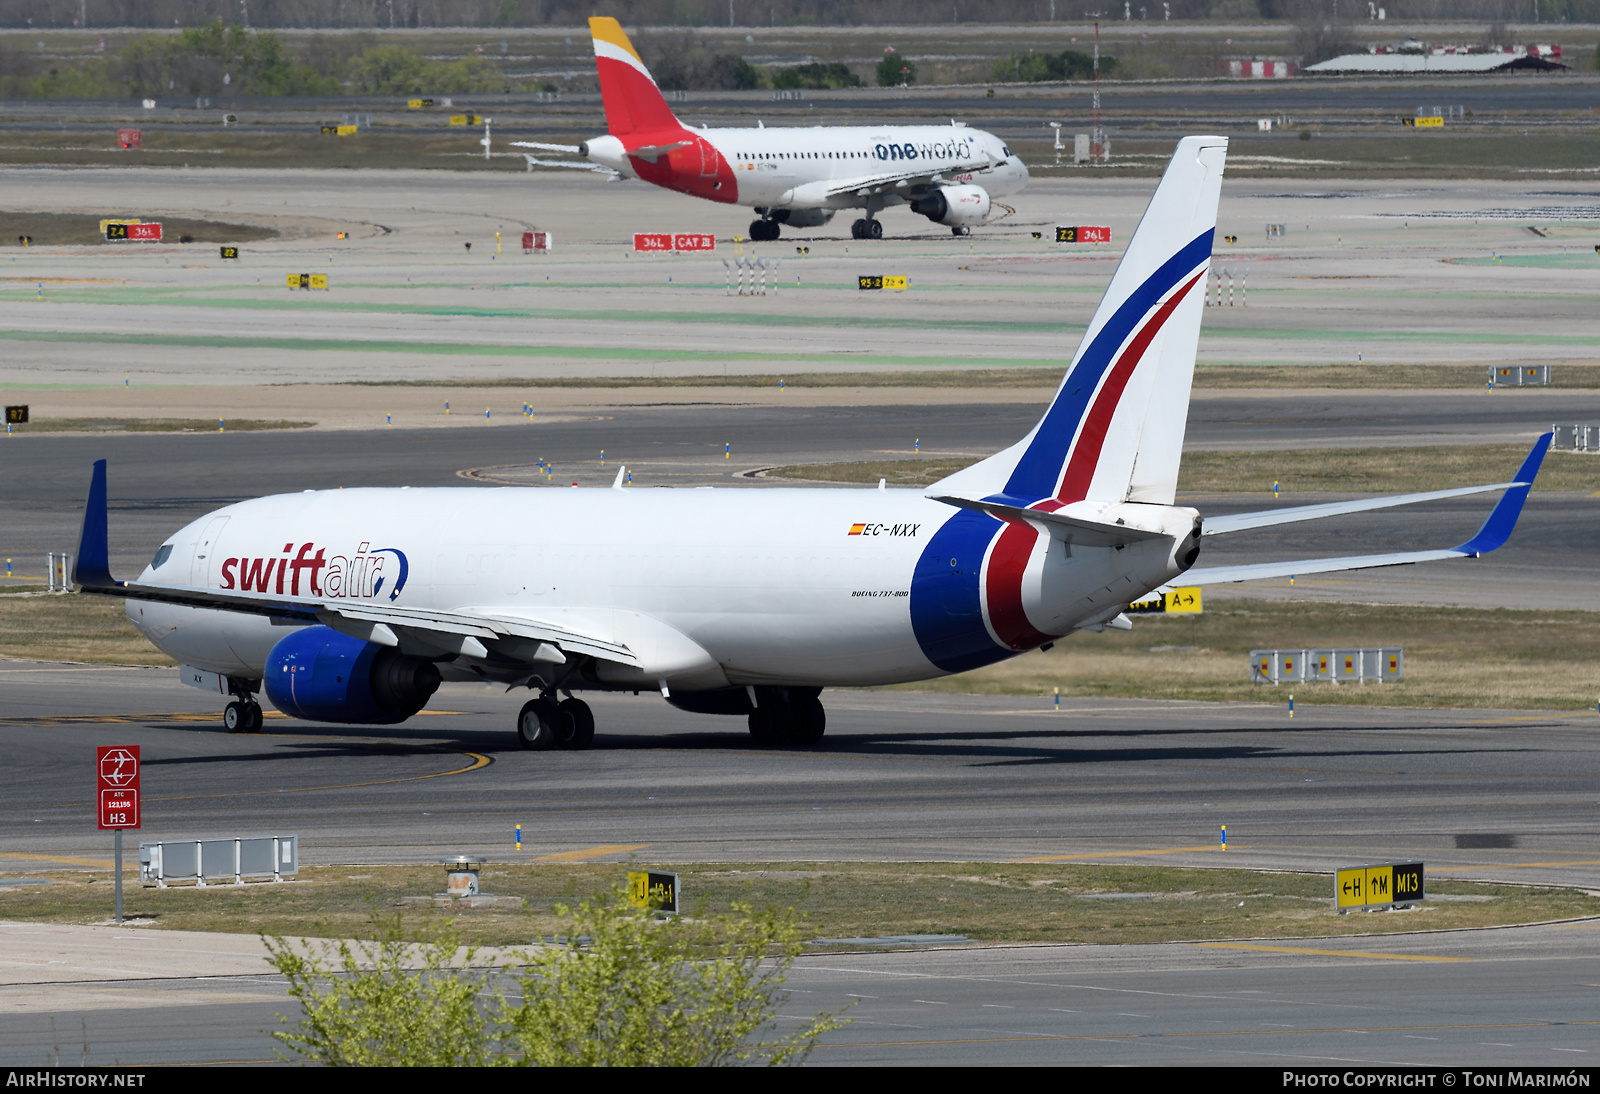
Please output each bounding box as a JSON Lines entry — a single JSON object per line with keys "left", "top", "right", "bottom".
{"left": 264, "top": 626, "right": 441, "bottom": 725}
{"left": 910, "top": 185, "right": 991, "bottom": 227}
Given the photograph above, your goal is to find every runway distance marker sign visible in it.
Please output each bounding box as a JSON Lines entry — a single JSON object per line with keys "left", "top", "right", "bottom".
{"left": 628, "top": 869, "right": 679, "bottom": 914}
{"left": 1336, "top": 861, "right": 1423, "bottom": 911}
{"left": 96, "top": 745, "right": 140, "bottom": 830}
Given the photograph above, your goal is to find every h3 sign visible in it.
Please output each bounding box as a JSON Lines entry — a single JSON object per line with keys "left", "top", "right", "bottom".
{"left": 97, "top": 745, "right": 141, "bottom": 829}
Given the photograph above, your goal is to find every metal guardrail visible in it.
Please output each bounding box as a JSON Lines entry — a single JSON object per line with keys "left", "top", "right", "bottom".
{"left": 139, "top": 835, "right": 298, "bottom": 887}
{"left": 1490, "top": 365, "right": 1550, "bottom": 387}
{"left": 1250, "top": 648, "right": 1403, "bottom": 685}
{"left": 1552, "top": 423, "right": 1600, "bottom": 452}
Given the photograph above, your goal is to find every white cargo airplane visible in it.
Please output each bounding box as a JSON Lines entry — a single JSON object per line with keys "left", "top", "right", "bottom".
{"left": 510, "top": 17, "right": 1029, "bottom": 241}
{"left": 74, "top": 136, "right": 1548, "bottom": 747}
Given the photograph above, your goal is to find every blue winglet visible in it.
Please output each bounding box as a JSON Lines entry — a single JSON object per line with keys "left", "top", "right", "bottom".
{"left": 72, "top": 459, "right": 118, "bottom": 588}
{"left": 1454, "top": 432, "right": 1551, "bottom": 556}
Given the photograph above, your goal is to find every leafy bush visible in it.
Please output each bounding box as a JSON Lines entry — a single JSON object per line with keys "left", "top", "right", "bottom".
{"left": 266, "top": 889, "right": 847, "bottom": 1067}
{"left": 265, "top": 917, "right": 493, "bottom": 1067}
{"left": 345, "top": 45, "right": 503, "bottom": 95}
{"left": 991, "top": 49, "right": 1114, "bottom": 83}
{"left": 876, "top": 52, "right": 916, "bottom": 86}
{"left": 772, "top": 62, "right": 861, "bottom": 90}
{"left": 108, "top": 20, "right": 337, "bottom": 99}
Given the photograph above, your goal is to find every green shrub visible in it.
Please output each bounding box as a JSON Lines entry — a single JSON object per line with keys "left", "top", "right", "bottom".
{"left": 266, "top": 889, "right": 847, "bottom": 1067}
{"left": 772, "top": 62, "right": 862, "bottom": 90}
{"left": 876, "top": 52, "right": 916, "bottom": 86}
{"left": 991, "top": 49, "right": 1115, "bottom": 83}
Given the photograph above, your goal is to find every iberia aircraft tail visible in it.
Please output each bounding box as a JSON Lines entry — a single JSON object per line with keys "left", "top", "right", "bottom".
{"left": 933, "top": 136, "right": 1225, "bottom": 506}
{"left": 589, "top": 17, "right": 680, "bottom": 137}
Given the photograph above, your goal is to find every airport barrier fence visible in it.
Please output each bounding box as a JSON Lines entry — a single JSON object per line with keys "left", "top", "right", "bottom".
{"left": 140, "top": 834, "right": 298, "bottom": 887}
{"left": 1250, "top": 648, "right": 1403, "bottom": 686}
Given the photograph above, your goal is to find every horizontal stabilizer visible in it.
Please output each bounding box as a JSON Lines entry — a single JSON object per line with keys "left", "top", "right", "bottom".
{"left": 1203, "top": 481, "right": 1525, "bottom": 536}
{"left": 930, "top": 495, "right": 1169, "bottom": 548}
{"left": 1149, "top": 432, "right": 1551, "bottom": 595}
{"left": 509, "top": 141, "right": 581, "bottom": 153}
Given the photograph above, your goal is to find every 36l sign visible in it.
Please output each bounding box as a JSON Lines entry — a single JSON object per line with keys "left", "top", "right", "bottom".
{"left": 97, "top": 745, "right": 140, "bottom": 829}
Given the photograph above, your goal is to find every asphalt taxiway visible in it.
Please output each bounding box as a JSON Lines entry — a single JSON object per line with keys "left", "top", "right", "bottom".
{"left": 2, "top": 914, "right": 1598, "bottom": 1066}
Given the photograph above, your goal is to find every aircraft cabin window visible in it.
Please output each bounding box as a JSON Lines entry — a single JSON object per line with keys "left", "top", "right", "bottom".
{"left": 150, "top": 543, "right": 173, "bottom": 570}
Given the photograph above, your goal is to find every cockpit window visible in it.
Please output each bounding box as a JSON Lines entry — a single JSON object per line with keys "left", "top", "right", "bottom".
{"left": 150, "top": 544, "right": 173, "bottom": 570}
{"left": 1002, "top": 145, "right": 1014, "bottom": 156}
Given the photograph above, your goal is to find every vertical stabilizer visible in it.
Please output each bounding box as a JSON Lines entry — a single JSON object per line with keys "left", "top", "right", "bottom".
{"left": 589, "top": 17, "right": 681, "bottom": 137}
{"left": 932, "top": 136, "right": 1227, "bottom": 506}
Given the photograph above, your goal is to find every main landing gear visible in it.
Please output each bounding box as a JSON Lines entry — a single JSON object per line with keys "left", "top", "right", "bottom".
{"left": 518, "top": 693, "right": 595, "bottom": 751}
{"left": 223, "top": 678, "right": 263, "bottom": 734}
{"left": 747, "top": 688, "right": 826, "bottom": 749}
{"left": 748, "top": 218, "right": 781, "bottom": 242}
{"left": 850, "top": 217, "right": 883, "bottom": 240}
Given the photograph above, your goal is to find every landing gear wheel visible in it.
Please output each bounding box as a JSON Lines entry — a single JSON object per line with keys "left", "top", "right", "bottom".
{"left": 518, "top": 697, "right": 560, "bottom": 750}
{"left": 241, "top": 701, "right": 263, "bottom": 734}
{"left": 850, "top": 218, "right": 866, "bottom": 240}
{"left": 749, "top": 219, "right": 779, "bottom": 242}
{"left": 952, "top": 225, "right": 971, "bottom": 237}
{"left": 224, "top": 701, "right": 245, "bottom": 733}
{"left": 867, "top": 219, "right": 883, "bottom": 240}
{"left": 748, "top": 705, "right": 791, "bottom": 748}
{"left": 555, "top": 697, "right": 595, "bottom": 751}
{"left": 790, "top": 695, "right": 826, "bottom": 747}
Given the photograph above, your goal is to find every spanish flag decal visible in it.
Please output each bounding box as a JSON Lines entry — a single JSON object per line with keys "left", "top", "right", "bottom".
{"left": 848, "top": 523, "right": 867, "bottom": 535}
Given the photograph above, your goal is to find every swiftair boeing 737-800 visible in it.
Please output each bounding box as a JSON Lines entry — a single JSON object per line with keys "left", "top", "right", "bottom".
{"left": 73, "top": 137, "right": 1548, "bottom": 747}
{"left": 510, "top": 17, "right": 1028, "bottom": 241}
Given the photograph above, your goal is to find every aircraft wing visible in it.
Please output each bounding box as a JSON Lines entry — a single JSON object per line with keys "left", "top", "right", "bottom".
{"left": 1151, "top": 433, "right": 1550, "bottom": 594}
{"left": 823, "top": 155, "right": 998, "bottom": 199}
{"left": 70, "top": 461, "right": 638, "bottom": 667}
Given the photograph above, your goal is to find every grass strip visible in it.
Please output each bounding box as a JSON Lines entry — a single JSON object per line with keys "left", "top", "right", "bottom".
{"left": 917, "top": 599, "right": 1600, "bottom": 710}
{"left": 3, "top": 418, "right": 312, "bottom": 434}
{"left": 768, "top": 444, "right": 1600, "bottom": 494}
{"left": 5, "top": 593, "right": 1600, "bottom": 709}
{"left": 0, "top": 862, "right": 1589, "bottom": 947}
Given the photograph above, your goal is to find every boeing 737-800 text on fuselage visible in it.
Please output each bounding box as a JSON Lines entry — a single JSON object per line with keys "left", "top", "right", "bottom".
{"left": 510, "top": 18, "right": 1029, "bottom": 241}
{"left": 74, "top": 137, "right": 1548, "bottom": 748}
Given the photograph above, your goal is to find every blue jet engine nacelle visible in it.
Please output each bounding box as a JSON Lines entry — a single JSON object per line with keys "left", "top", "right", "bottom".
{"left": 264, "top": 626, "right": 441, "bottom": 724}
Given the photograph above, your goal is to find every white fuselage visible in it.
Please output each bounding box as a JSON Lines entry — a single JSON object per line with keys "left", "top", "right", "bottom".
{"left": 129, "top": 486, "right": 1193, "bottom": 693}
{"left": 588, "top": 124, "right": 1030, "bottom": 211}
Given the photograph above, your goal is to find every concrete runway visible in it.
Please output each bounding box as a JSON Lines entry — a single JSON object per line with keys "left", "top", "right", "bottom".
{"left": 2, "top": 169, "right": 1599, "bottom": 398}
{"left": 3, "top": 664, "right": 1597, "bottom": 890}
{"left": 3, "top": 919, "right": 1597, "bottom": 1066}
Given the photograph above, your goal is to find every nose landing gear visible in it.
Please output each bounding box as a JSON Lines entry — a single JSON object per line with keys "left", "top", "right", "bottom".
{"left": 223, "top": 677, "right": 263, "bottom": 734}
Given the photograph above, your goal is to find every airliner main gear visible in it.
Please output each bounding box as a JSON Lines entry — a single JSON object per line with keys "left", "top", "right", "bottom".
{"left": 518, "top": 697, "right": 561, "bottom": 750}
{"left": 850, "top": 218, "right": 884, "bottom": 240}
{"left": 746, "top": 687, "right": 826, "bottom": 749}
{"left": 555, "top": 697, "right": 596, "bottom": 750}
{"left": 749, "top": 218, "right": 780, "bottom": 242}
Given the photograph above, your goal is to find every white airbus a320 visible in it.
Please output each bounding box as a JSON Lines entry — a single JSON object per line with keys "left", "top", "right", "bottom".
{"left": 511, "top": 18, "right": 1029, "bottom": 241}
{"left": 74, "top": 136, "right": 1549, "bottom": 747}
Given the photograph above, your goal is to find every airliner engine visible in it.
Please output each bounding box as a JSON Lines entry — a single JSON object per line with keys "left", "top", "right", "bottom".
{"left": 264, "top": 626, "right": 441, "bottom": 724}
{"left": 910, "top": 185, "right": 991, "bottom": 230}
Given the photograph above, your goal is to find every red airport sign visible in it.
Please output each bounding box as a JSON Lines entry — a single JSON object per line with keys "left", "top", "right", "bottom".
{"left": 126, "top": 222, "right": 162, "bottom": 241}
{"left": 632, "top": 232, "right": 714, "bottom": 253}
{"left": 96, "top": 745, "right": 140, "bottom": 829}
{"left": 1056, "top": 225, "right": 1112, "bottom": 244}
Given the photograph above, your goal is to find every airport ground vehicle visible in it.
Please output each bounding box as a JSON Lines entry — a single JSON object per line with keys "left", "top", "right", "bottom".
{"left": 73, "top": 136, "right": 1548, "bottom": 748}
{"left": 511, "top": 17, "right": 1030, "bottom": 240}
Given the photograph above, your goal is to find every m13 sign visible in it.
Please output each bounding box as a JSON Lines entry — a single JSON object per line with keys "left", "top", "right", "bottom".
{"left": 97, "top": 745, "right": 140, "bottom": 829}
